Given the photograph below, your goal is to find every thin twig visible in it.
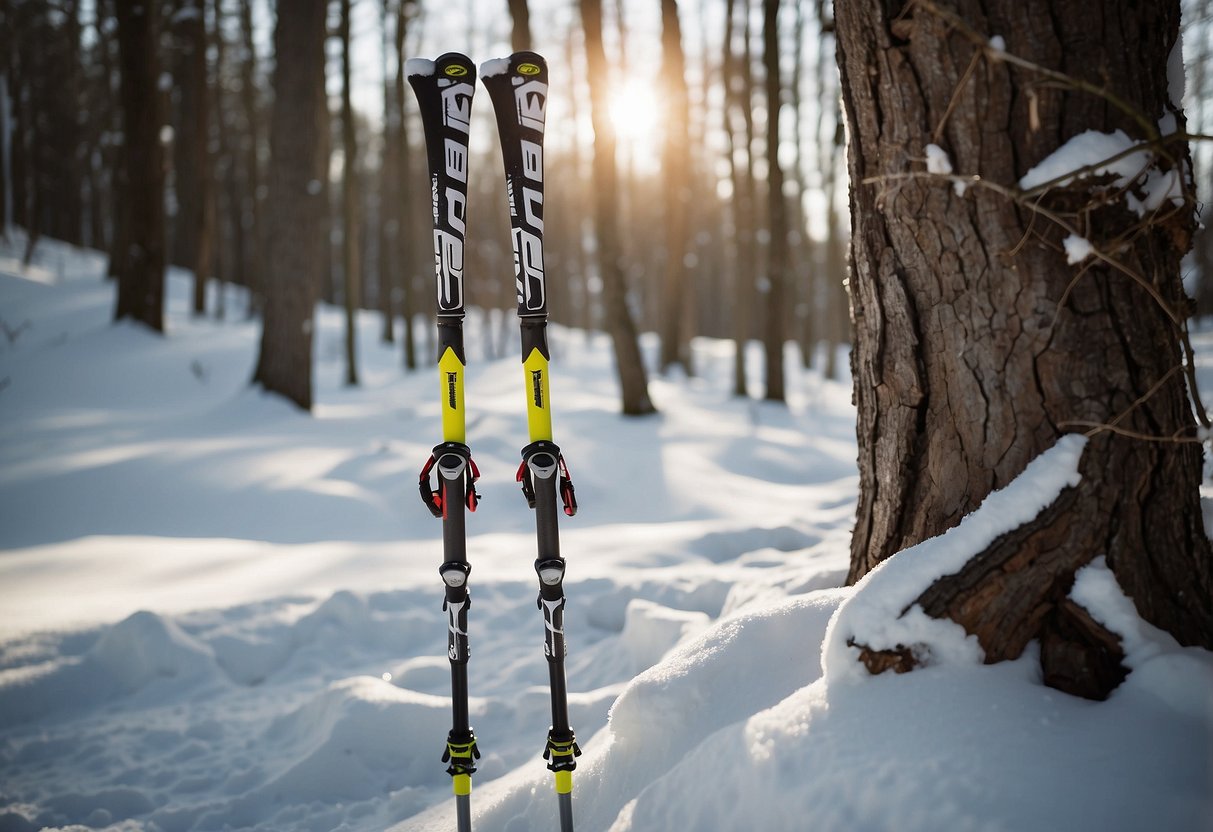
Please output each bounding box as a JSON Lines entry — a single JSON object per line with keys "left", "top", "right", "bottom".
{"left": 932, "top": 48, "right": 982, "bottom": 145}
{"left": 1059, "top": 420, "right": 1202, "bottom": 444}
{"left": 913, "top": 0, "right": 1161, "bottom": 141}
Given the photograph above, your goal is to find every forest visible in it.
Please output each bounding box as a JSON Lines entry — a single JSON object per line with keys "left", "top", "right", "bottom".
{"left": 3, "top": 0, "right": 859, "bottom": 413}
{"left": 2, "top": 0, "right": 1213, "bottom": 829}
{"left": 6, "top": 0, "right": 1213, "bottom": 406}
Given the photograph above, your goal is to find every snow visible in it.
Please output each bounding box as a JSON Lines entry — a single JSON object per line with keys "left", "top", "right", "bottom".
{"left": 925, "top": 143, "right": 966, "bottom": 196}
{"left": 988, "top": 35, "right": 1007, "bottom": 54}
{"left": 822, "top": 435, "right": 1086, "bottom": 685}
{"left": 1018, "top": 129, "right": 1146, "bottom": 191}
{"left": 924, "top": 143, "right": 953, "bottom": 176}
{"left": 1018, "top": 129, "right": 1186, "bottom": 217}
{"left": 479, "top": 58, "right": 511, "bottom": 79}
{"left": 1064, "top": 234, "right": 1095, "bottom": 264}
{"left": 405, "top": 58, "right": 437, "bottom": 79}
{"left": 1, "top": 237, "right": 1211, "bottom": 831}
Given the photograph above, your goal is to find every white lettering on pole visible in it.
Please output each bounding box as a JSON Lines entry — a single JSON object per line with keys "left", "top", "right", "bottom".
{"left": 444, "top": 138, "right": 468, "bottom": 183}
{"left": 436, "top": 229, "right": 464, "bottom": 309}
{"left": 439, "top": 80, "right": 473, "bottom": 132}
{"left": 521, "top": 140, "right": 542, "bottom": 183}
{"left": 521, "top": 186, "right": 543, "bottom": 232}
{"left": 513, "top": 79, "right": 546, "bottom": 131}
{"left": 515, "top": 227, "right": 544, "bottom": 311}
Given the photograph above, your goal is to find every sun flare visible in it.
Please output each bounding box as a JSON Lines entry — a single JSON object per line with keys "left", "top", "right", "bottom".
{"left": 608, "top": 79, "right": 660, "bottom": 151}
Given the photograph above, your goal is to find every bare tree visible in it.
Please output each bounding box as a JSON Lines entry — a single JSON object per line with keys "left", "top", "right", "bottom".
{"left": 579, "top": 0, "right": 655, "bottom": 415}
{"left": 238, "top": 0, "right": 264, "bottom": 314}
{"left": 394, "top": 0, "right": 418, "bottom": 369}
{"left": 112, "top": 0, "right": 165, "bottom": 332}
{"left": 725, "top": 0, "right": 759, "bottom": 397}
{"left": 340, "top": 0, "right": 360, "bottom": 386}
{"left": 760, "top": 0, "right": 787, "bottom": 401}
{"left": 251, "top": 0, "right": 328, "bottom": 409}
{"left": 172, "top": 0, "right": 214, "bottom": 316}
{"left": 507, "top": 0, "right": 532, "bottom": 52}
{"left": 658, "top": 0, "right": 693, "bottom": 375}
{"left": 836, "top": 0, "right": 1212, "bottom": 699}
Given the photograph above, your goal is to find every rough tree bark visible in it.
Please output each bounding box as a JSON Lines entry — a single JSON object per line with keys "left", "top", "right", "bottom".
{"left": 112, "top": 0, "right": 165, "bottom": 332}
{"left": 251, "top": 0, "right": 327, "bottom": 410}
{"left": 836, "top": 0, "right": 1212, "bottom": 699}
{"left": 579, "top": 0, "right": 655, "bottom": 415}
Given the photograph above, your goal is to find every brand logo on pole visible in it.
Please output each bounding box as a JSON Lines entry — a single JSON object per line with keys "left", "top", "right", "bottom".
{"left": 447, "top": 372, "right": 459, "bottom": 409}
{"left": 531, "top": 369, "right": 544, "bottom": 408}
{"left": 444, "top": 64, "right": 469, "bottom": 77}
{"left": 517, "top": 62, "right": 541, "bottom": 76}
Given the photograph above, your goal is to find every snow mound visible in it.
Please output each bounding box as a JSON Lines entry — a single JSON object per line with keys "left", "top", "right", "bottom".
{"left": 261, "top": 676, "right": 468, "bottom": 802}
{"left": 619, "top": 599, "right": 710, "bottom": 672}
{"left": 445, "top": 590, "right": 849, "bottom": 832}
{"left": 823, "top": 435, "right": 1086, "bottom": 684}
{"left": 1071, "top": 557, "right": 1213, "bottom": 723}
{"left": 0, "top": 610, "right": 218, "bottom": 725}
{"left": 88, "top": 610, "right": 217, "bottom": 691}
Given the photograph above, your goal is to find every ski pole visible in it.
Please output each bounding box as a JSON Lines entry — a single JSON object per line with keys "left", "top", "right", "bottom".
{"left": 481, "top": 51, "right": 582, "bottom": 832}
{"left": 407, "top": 52, "right": 481, "bottom": 832}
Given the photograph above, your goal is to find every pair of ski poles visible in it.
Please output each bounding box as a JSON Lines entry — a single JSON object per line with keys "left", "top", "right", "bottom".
{"left": 408, "top": 52, "right": 581, "bottom": 832}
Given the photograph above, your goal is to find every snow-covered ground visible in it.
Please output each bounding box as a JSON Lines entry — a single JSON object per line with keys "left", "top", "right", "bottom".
{"left": 0, "top": 238, "right": 1210, "bottom": 832}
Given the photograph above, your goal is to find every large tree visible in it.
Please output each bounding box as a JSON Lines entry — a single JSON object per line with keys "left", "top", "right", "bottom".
{"left": 340, "top": 0, "right": 360, "bottom": 387}
{"left": 171, "top": 0, "right": 214, "bottom": 317}
{"left": 836, "top": 0, "right": 1212, "bottom": 698}
{"left": 579, "top": 0, "right": 655, "bottom": 415}
{"left": 657, "top": 0, "right": 693, "bottom": 375}
{"left": 112, "top": 0, "right": 165, "bottom": 332}
{"left": 251, "top": 0, "right": 328, "bottom": 409}
{"left": 760, "top": 0, "right": 787, "bottom": 402}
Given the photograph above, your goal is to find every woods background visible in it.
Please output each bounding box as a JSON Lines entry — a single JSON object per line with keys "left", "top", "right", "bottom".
{"left": 1, "top": 0, "right": 1212, "bottom": 406}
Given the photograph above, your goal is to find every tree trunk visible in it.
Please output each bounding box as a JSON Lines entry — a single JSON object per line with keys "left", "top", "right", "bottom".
{"left": 507, "top": 0, "right": 531, "bottom": 53}
{"left": 340, "top": 0, "right": 360, "bottom": 387}
{"left": 238, "top": 0, "right": 264, "bottom": 315}
{"left": 657, "top": 0, "right": 693, "bottom": 376}
{"left": 251, "top": 0, "right": 327, "bottom": 410}
{"left": 112, "top": 1, "right": 165, "bottom": 332}
{"left": 726, "top": 0, "right": 758, "bottom": 398}
{"left": 579, "top": 0, "right": 655, "bottom": 416}
{"left": 394, "top": 0, "right": 417, "bottom": 370}
{"left": 172, "top": 0, "right": 213, "bottom": 316}
{"left": 836, "top": 0, "right": 1212, "bottom": 699}
{"left": 760, "top": 0, "right": 786, "bottom": 402}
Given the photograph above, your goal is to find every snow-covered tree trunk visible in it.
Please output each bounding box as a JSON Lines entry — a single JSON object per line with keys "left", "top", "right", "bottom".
{"left": 836, "top": 0, "right": 1212, "bottom": 698}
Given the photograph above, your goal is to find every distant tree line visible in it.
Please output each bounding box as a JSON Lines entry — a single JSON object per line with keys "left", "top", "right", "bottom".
{"left": 0, "top": 0, "right": 860, "bottom": 413}
{"left": 2, "top": 0, "right": 1208, "bottom": 414}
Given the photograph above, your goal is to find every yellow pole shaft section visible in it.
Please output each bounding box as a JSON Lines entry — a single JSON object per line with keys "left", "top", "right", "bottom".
{"left": 453, "top": 773, "right": 472, "bottom": 796}
{"left": 554, "top": 770, "right": 573, "bottom": 795}
{"left": 438, "top": 347, "right": 467, "bottom": 444}
{"left": 523, "top": 347, "right": 553, "bottom": 442}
